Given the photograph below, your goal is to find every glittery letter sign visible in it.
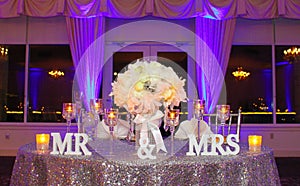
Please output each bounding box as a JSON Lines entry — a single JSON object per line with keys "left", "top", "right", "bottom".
{"left": 186, "top": 134, "right": 240, "bottom": 156}
{"left": 50, "top": 133, "right": 92, "bottom": 156}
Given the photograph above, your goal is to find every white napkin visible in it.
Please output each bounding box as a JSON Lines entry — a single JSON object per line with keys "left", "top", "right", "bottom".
{"left": 96, "top": 119, "right": 130, "bottom": 139}
{"left": 175, "top": 118, "right": 213, "bottom": 140}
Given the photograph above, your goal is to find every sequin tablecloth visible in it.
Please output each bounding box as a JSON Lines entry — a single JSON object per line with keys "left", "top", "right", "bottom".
{"left": 10, "top": 139, "right": 280, "bottom": 186}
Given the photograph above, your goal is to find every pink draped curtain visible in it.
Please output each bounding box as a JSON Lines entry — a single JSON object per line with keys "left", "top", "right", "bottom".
{"left": 195, "top": 17, "right": 236, "bottom": 113}
{"left": 1, "top": 0, "right": 300, "bottom": 19}
{"left": 66, "top": 16, "right": 105, "bottom": 109}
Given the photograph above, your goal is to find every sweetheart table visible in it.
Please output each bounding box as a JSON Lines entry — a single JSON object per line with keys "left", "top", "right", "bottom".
{"left": 10, "top": 139, "right": 280, "bottom": 185}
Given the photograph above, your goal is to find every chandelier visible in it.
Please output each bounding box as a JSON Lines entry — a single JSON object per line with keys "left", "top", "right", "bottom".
{"left": 283, "top": 47, "right": 300, "bottom": 63}
{"left": 0, "top": 46, "right": 8, "bottom": 59}
{"left": 48, "top": 70, "right": 64, "bottom": 78}
{"left": 232, "top": 67, "right": 250, "bottom": 80}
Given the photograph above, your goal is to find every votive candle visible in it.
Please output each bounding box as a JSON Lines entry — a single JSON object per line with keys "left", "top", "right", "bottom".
{"left": 36, "top": 134, "right": 50, "bottom": 153}
{"left": 108, "top": 110, "right": 116, "bottom": 119}
{"left": 168, "top": 109, "right": 179, "bottom": 120}
{"left": 169, "top": 111, "right": 176, "bottom": 119}
{"left": 248, "top": 135, "right": 262, "bottom": 152}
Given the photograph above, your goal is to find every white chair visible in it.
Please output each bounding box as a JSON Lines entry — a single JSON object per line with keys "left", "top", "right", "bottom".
{"left": 203, "top": 109, "right": 242, "bottom": 141}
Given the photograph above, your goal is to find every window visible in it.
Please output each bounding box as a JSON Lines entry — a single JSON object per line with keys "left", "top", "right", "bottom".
{"left": 275, "top": 46, "right": 298, "bottom": 123}
{"left": 28, "top": 45, "right": 74, "bottom": 122}
{"left": 0, "top": 45, "right": 25, "bottom": 122}
{"left": 226, "top": 46, "right": 273, "bottom": 123}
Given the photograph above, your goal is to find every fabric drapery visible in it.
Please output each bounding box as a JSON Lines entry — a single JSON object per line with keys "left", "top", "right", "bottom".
{"left": 1, "top": 0, "right": 300, "bottom": 19}
{"left": 22, "top": 0, "right": 65, "bottom": 17}
{"left": 195, "top": 17, "right": 236, "bottom": 113}
{"left": 66, "top": 16, "right": 105, "bottom": 109}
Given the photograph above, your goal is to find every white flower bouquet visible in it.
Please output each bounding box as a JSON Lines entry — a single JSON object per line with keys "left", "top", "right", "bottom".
{"left": 110, "top": 60, "right": 187, "bottom": 115}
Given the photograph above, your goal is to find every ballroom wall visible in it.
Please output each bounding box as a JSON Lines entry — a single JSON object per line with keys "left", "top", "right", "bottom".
{"left": 0, "top": 16, "right": 300, "bottom": 157}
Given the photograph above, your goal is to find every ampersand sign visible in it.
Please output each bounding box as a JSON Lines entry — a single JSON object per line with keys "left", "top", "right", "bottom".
{"left": 137, "top": 137, "right": 156, "bottom": 159}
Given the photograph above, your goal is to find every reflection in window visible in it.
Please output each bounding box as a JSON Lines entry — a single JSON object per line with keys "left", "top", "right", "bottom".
{"left": 225, "top": 46, "right": 273, "bottom": 123}
{"left": 0, "top": 45, "right": 25, "bottom": 122}
{"left": 28, "top": 45, "right": 74, "bottom": 122}
{"left": 276, "top": 46, "right": 299, "bottom": 123}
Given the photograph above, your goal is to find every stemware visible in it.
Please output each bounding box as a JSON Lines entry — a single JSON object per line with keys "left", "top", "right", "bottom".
{"left": 90, "top": 98, "right": 104, "bottom": 136}
{"left": 90, "top": 98, "right": 104, "bottom": 116}
{"left": 62, "top": 103, "right": 76, "bottom": 133}
{"left": 75, "top": 92, "right": 83, "bottom": 133}
{"left": 166, "top": 109, "right": 180, "bottom": 141}
{"left": 193, "top": 99, "right": 205, "bottom": 119}
{"left": 216, "top": 105, "right": 230, "bottom": 141}
{"left": 193, "top": 99, "right": 205, "bottom": 140}
{"left": 126, "top": 113, "right": 136, "bottom": 142}
{"left": 104, "top": 108, "right": 119, "bottom": 140}
{"left": 166, "top": 109, "right": 180, "bottom": 155}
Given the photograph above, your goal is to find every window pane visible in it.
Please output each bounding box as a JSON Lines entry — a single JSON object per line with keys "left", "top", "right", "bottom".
{"left": 275, "top": 46, "right": 298, "bottom": 123}
{"left": 0, "top": 45, "right": 25, "bottom": 122}
{"left": 112, "top": 52, "right": 143, "bottom": 80}
{"left": 226, "top": 46, "right": 273, "bottom": 123}
{"left": 28, "top": 45, "right": 74, "bottom": 122}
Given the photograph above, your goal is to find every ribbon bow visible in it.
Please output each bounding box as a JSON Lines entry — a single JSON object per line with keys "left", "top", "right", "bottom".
{"left": 134, "top": 110, "right": 167, "bottom": 153}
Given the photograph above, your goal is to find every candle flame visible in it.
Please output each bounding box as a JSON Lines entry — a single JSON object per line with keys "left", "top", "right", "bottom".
{"left": 108, "top": 111, "right": 116, "bottom": 119}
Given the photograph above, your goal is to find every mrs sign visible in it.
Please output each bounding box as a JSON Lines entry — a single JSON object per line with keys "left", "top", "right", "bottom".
{"left": 186, "top": 134, "right": 240, "bottom": 156}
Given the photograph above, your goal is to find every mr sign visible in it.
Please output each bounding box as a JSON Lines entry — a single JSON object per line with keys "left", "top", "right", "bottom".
{"left": 186, "top": 134, "right": 240, "bottom": 156}
{"left": 50, "top": 133, "right": 92, "bottom": 155}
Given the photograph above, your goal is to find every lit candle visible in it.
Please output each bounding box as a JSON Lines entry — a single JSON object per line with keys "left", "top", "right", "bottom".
{"left": 221, "top": 107, "right": 227, "bottom": 114}
{"left": 108, "top": 111, "right": 116, "bottom": 119}
{"left": 36, "top": 134, "right": 50, "bottom": 153}
{"left": 169, "top": 111, "right": 176, "bottom": 119}
{"left": 194, "top": 100, "right": 205, "bottom": 110}
{"left": 91, "top": 99, "right": 103, "bottom": 114}
{"left": 248, "top": 135, "right": 262, "bottom": 152}
{"left": 168, "top": 110, "right": 179, "bottom": 120}
{"left": 195, "top": 103, "right": 201, "bottom": 110}
{"left": 66, "top": 105, "right": 72, "bottom": 112}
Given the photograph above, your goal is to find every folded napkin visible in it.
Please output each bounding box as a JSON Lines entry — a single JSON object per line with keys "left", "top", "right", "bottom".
{"left": 96, "top": 119, "right": 130, "bottom": 139}
{"left": 174, "top": 118, "right": 213, "bottom": 140}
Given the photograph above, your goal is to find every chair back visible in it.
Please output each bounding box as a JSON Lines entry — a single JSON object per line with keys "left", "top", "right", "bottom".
{"left": 203, "top": 109, "right": 242, "bottom": 141}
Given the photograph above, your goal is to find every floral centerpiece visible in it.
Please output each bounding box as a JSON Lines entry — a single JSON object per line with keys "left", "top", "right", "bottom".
{"left": 110, "top": 59, "right": 187, "bottom": 152}
{"left": 111, "top": 60, "right": 187, "bottom": 113}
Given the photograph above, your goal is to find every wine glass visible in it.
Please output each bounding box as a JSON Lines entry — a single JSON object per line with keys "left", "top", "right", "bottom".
{"left": 62, "top": 103, "right": 76, "bottom": 133}
{"left": 216, "top": 105, "right": 230, "bottom": 141}
{"left": 193, "top": 99, "right": 205, "bottom": 140}
{"left": 104, "top": 108, "right": 119, "bottom": 140}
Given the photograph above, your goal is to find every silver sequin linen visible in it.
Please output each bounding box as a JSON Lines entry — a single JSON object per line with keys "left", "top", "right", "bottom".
{"left": 10, "top": 140, "right": 280, "bottom": 186}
